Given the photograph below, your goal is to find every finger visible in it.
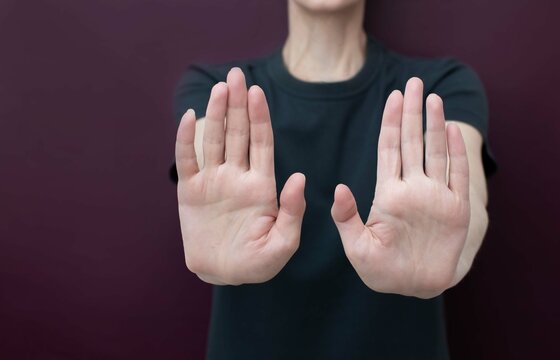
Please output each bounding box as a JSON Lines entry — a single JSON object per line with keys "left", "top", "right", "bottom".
{"left": 377, "top": 90, "right": 403, "bottom": 183}
{"left": 175, "top": 109, "right": 199, "bottom": 180}
{"left": 401, "top": 77, "right": 425, "bottom": 178}
{"left": 331, "top": 184, "right": 365, "bottom": 249}
{"left": 271, "top": 173, "right": 306, "bottom": 253}
{"left": 447, "top": 123, "right": 470, "bottom": 200}
{"left": 203, "top": 82, "right": 228, "bottom": 168}
{"left": 424, "top": 93, "right": 448, "bottom": 182}
{"left": 225, "top": 67, "right": 250, "bottom": 169}
{"left": 248, "top": 85, "right": 274, "bottom": 177}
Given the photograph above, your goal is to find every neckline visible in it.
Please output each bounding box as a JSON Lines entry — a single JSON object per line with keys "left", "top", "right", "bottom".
{"left": 266, "top": 34, "right": 383, "bottom": 100}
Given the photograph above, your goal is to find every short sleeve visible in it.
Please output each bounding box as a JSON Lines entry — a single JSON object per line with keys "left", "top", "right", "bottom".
{"left": 169, "top": 64, "right": 221, "bottom": 183}
{"left": 428, "top": 61, "right": 498, "bottom": 178}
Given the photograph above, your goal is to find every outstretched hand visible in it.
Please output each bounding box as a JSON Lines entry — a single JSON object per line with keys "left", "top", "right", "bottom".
{"left": 175, "top": 68, "right": 306, "bottom": 285}
{"left": 331, "top": 78, "right": 470, "bottom": 299}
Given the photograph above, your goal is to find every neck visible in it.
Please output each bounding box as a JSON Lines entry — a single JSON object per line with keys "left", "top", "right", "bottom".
{"left": 283, "top": 1, "right": 367, "bottom": 82}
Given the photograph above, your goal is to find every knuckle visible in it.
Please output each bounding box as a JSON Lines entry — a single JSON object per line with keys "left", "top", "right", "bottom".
{"left": 226, "top": 125, "right": 250, "bottom": 137}
{"left": 426, "top": 148, "right": 447, "bottom": 159}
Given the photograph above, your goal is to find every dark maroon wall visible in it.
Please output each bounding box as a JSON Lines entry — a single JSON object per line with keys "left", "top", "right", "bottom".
{"left": 1, "top": 1, "right": 558, "bottom": 359}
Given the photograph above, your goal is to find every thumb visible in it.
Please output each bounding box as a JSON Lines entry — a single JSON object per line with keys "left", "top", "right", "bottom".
{"left": 331, "top": 184, "right": 365, "bottom": 246}
{"left": 272, "top": 172, "right": 306, "bottom": 249}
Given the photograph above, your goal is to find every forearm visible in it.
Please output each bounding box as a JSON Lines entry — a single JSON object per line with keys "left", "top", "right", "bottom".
{"left": 451, "top": 186, "right": 489, "bottom": 287}
{"left": 445, "top": 121, "right": 489, "bottom": 288}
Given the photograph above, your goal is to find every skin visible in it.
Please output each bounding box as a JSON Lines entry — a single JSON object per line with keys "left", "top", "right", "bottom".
{"left": 175, "top": 0, "right": 489, "bottom": 298}
{"left": 176, "top": 75, "right": 305, "bottom": 286}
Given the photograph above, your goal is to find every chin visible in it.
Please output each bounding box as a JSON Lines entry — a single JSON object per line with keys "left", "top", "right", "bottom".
{"left": 291, "top": 0, "right": 364, "bottom": 13}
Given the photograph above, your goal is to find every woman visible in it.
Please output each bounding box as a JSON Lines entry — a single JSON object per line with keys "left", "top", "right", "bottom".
{"left": 172, "top": 0, "right": 496, "bottom": 358}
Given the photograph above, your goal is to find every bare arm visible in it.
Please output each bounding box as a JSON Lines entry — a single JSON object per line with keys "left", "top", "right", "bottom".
{"left": 447, "top": 121, "right": 489, "bottom": 286}
{"left": 184, "top": 78, "right": 490, "bottom": 292}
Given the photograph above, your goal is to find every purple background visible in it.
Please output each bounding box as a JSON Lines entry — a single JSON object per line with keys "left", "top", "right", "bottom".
{"left": 1, "top": 0, "right": 558, "bottom": 359}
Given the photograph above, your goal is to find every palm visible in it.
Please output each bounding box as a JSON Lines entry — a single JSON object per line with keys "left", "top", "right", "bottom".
{"left": 331, "top": 78, "right": 470, "bottom": 298}
{"left": 175, "top": 68, "right": 306, "bottom": 285}
{"left": 180, "top": 166, "right": 277, "bottom": 280}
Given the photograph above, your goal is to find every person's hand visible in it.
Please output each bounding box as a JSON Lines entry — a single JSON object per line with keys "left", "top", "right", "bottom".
{"left": 175, "top": 68, "right": 306, "bottom": 285}
{"left": 331, "top": 78, "right": 470, "bottom": 299}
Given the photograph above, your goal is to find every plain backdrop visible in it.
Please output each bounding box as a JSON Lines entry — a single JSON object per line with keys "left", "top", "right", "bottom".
{"left": 1, "top": 0, "right": 559, "bottom": 358}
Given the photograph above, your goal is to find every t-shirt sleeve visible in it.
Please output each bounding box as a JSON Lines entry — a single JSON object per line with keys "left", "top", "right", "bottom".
{"left": 428, "top": 60, "right": 498, "bottom": 178}
{"left": 169, "top": 64, "right": 221, "bottom": 183}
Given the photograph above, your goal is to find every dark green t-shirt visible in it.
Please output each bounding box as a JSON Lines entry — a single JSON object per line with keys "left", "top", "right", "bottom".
{"left": 170, "top": 35, "right": 497, "bottom": 360}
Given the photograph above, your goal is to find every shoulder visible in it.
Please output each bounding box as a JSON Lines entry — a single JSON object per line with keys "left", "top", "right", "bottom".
{"left": 378, "top": 43, "right": 496, "bottom": 177}
{"left": 176, "top": 52, "right": 274, "bottom": 89}
{"left": 377, "top": 44, "right": 488, "bottom": 120}
{"left": 172, "top": 51, "right": 275, "bottom": 122}
{"left": 396, "top": 55, "right": 484, "bottom": 96}
{"left": 381, "top": 47, "right": 485, "bottom": 94}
